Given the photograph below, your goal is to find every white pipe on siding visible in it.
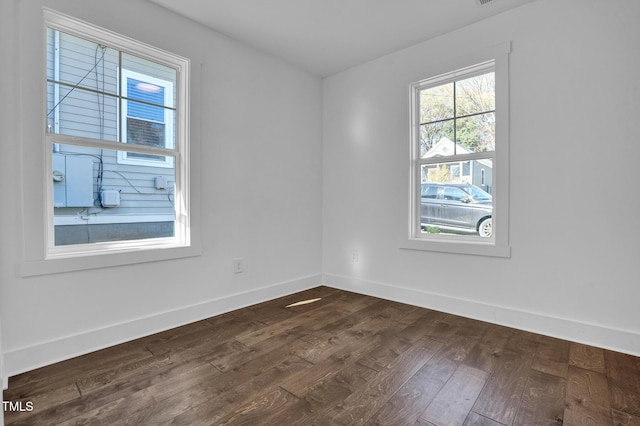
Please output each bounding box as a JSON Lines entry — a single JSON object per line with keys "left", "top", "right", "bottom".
{"left": 53, "top": 29, "right": 60, "bottom": 152}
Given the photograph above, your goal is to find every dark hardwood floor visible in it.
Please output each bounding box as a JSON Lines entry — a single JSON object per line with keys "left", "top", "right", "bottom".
{"left": 3, "top": 286, "right": 640, "bottom": 425}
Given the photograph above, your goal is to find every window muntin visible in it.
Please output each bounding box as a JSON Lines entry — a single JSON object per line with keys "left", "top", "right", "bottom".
{"left": 412, "top": 61, "right": 496, "bottom": 242}
{"left": 45, "top": 10, "right": 189, "bottom": 258}
{"left": 419, "top": 71, "right": 495, "bottom": 158}
{"left": 46, "top": 31, "right": 177, "bottom": 149}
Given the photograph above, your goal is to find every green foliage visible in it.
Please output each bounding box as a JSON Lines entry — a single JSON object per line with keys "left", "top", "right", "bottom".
{"left": 419, "top": 72, "right": 495, "bottom": 156}
{"left": 423, "top": 226, "right": 441, "bottom": 234}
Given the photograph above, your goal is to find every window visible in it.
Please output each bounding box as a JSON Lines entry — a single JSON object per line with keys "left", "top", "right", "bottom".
{"left": 44, "top": 9, "right": 190, "bottom": 259}
{"left": 406, "top": 43, "right": 511, "bottom": 257}
{"left": 118, "top": 69, "right": 174, "bottom": 167}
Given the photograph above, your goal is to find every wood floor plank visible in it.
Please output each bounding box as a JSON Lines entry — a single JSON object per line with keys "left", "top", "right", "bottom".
{"left": 207, "top": 341, "right": 311, "bottom": 397}
{"left": 208, "top": 315, "right": 312, "bottom": 372}
{"left": 322, "top": 337, "right": 442, "bottom": 425}
{"left": 420, "top": 311, "right": 461, "bottom": 343}
{"left": 605, "top": 350, "right": 640, "bottom": 417}
{"left": 297, "top": 298, "right": 401, "bottom": 347}
{"left": 610, "top": 378, "right": 640, "bottom": 418}
{"left": 137, "top": 318, "right": 213, "bottom": 355}
{"left": 463, "top": 324, "right": 513, "bottom": 373}
{"left": 612, "top": 409, "right": 640, "bottom": 426}
{"left": 281, "top": 325, "right": 400, "bottom": 397}
{"left": 444, "top": 315, "right": 489, "bottom": 340}
{"left": 365, "top": 352, "right": 452, "bottom": 426}
{"left": 421, "top": 364, "right": 488, "bottom": 426}
{"left": 462, "top": 412, "right": 504, "bottom": 425}
{"left": 471, "top": 349, "right": 536, "bottom": 425}
{"left": 58, "top": 388, "right": 158, "bottom": 426}
{"left": 356, "top": 321, "right": 430, "bottom": 372}
{"left": 6, "top": 343, "right": 153, "bottom": 396}
{"left": 76, "top": 351, "right": 173, "bottom": 395}
{"left": 531, "top": 335, "right": 570, "bottom": 379}
{"left": 235, "top": 305, "right": 345, "bottom": 347}
{"left": 215, "top": 387, "right": 300, "bottom": 426}
{"left": 512, "top": 369, "right": 567, "bottom": 425}
{"left": 569, "top": 342, "right": 606, "bottom": 373}
{"left": 430, "top": 333, "right": 480, "bottom": 365}
{"left": 167, "top": 354, "right": 310, "bottom": 425}
{"left": 15, "top": 356, "right": 219, "bottom": 425}
{"left": 290, "top": 300, "right": 424, "bottom": 369}
{"left": 267, "top": 363, "right": 377, "bottom": 425}
{"left": 566, "top": 364, "right": 611, "bottom": 408}
{"left": 563, "top": 364, "right": 612, "bottom": 425}
{"left": 504, "top": 329, "right": 541, "bottom": 355}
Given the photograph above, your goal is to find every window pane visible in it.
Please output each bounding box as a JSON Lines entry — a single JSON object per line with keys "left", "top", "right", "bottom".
{"left": 419, "top": 82, "right": 453, "bottom": 123}
{"left": 47, "top": 28, "right": 177, "bottom": 146}
{"left": 127, "top": 79, "right": 166, "bottom": 116}
{"left": 127, "top": 117, "right": 165, "bottom": 148}
{"left": 455, "top": 112, "right": 495, "bottom": 153}
{"left": 53, "top": 144, "right": 176, "bottom": 246}
{"left": 455, "top": 72, "right": 495, "bottom": 117}
{"left": 121, "top": 53, "right": 176, "bottom": 108}
{"left": 47, "top": 83, "right": 118, "bottom": 141}
{"left": 124, "top": 116, "right": 172, "bottom": 164}
{"left": 47, "top": 29, "right": 119, "bottom": 95}
{"left": 123, "top": 102, "right": 175, "bottom": 151}
{"left": 420, "top": 120, "right": 454, "bottom": 157}
{"left": 421, "top": 159, "right": 493, "bottom": 192}
{"left": 420, "top": 159, "right": 493, "bottom": 238}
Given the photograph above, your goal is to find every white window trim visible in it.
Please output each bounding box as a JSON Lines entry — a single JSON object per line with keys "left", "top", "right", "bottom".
{"left": 402, "top": 42, "right": 511, "bottom": 258}
{"left": 118, "top": 69, "right": 175, "bottom": 168}
{"left": 20, "top": 8, "right": 198, "bottom": 275}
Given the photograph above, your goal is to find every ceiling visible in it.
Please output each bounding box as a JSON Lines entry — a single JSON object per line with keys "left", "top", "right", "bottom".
{"left": 149, "top": 0, "right": 538, "bottom": 77}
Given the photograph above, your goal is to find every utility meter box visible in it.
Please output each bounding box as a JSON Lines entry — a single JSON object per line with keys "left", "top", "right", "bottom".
{"left": 52, "top": 154, "right": 95, "bottom": 208}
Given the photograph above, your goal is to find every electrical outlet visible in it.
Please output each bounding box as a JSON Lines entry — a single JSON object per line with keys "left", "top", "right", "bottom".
{"left": 233, "top": 258, "right": 244, "bottom": 274}
{"left": 351, "top": 249, "right": 359, "bottom": 263}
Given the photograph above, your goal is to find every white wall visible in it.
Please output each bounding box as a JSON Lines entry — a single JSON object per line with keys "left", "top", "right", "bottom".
{"left": 322, "top": 0, "right": 640, "bottom": 356}
{"left": 0, "top": 0, "right": 323, "bottom": 376}
{"left": 0, "top": 0, "right": 20, "bottom": 394}
{"left": 2, "top": 0, "right": 639, "bottom": 386}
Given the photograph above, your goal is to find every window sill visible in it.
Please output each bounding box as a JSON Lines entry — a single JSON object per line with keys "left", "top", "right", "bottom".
{"left": 19, "top": 244, "right": 201, "bottom": 277}
{"left": 400, "top": 237, "right": 511, "bottom": 258}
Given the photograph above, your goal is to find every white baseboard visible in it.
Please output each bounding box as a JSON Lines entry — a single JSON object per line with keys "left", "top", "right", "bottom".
{"left": 322, "top": 273, "right": 640, "bottom": 357}
{"left": 4, "top": 274, "right": 322, "bottom": 378}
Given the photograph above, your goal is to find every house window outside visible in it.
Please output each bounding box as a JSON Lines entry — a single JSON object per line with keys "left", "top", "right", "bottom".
{"left": 45, "top": 10, "right": 190, "bottom": 258}
{"left": 407, "top": 44, "right": 511, "bottom": 257}
{"left": 118, "top": 69, "right": 174, "bottom": 167}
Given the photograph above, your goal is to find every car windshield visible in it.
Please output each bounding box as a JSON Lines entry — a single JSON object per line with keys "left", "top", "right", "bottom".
{"left": 467, "top": 185, "right": 492, "bottom": 201}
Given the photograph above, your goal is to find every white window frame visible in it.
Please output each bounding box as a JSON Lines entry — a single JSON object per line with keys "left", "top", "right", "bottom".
{"left": 118, "top": 69, "right": 175, "bottom": 168}
{"left": 42, "top": 9, "right": 191, "bottom": 262}
{"left": 403, "top": 42, "right": 511, "bottom": 258}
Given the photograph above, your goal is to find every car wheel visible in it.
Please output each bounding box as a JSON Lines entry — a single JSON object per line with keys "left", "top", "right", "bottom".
{"left": 478, "top": 218, "right": 492, "bottom": 237}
